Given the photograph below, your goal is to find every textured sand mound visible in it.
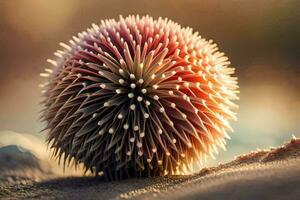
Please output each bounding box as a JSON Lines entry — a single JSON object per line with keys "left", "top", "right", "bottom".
{"left": 0, "top": 145, "right": 54, "bottom": 187}
{"left": 139, "top": 137, "right": 300, "bottom": 200}
{"left": 0, "top": 145, "right": 42, "bottom": 171}
{"left": 128, "top": 136, "right": 300, "bottom": 200}
{"left": 0, "top": 137, "right": 299, "bottom": 200}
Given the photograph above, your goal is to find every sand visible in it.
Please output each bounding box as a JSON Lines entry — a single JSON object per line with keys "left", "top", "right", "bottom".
{"left": 0, "top": 137, "right": 299, "bottom": 200}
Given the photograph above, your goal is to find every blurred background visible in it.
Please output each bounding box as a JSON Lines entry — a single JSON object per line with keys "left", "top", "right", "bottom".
{"left": 0, "top": 0, "right": 299, "bottom": 166}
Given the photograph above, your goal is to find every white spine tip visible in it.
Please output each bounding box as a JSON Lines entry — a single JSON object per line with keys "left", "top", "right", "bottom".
{"left": 145, "top": 101, "right": 151, "bottom": 106}
{"left": 138, "top": 79, "right": 144, "bottom": 84}
{"left": 128, "top": 93, "right": 134, "bottom": 98}
{"left": 47, "top": 59, "right": 57, "bottom": 66}
{"left": 119, "top": 79, "right": 125, "bottom": 84}
{"left": 130, "top": 104, "right": 136, "bottom": 110}
{"left": 144, "top": 113, "right": 149, "bottom": 118}
{"left": 45, "top": 68, "right": 53, "bottom": 73}
{"left": 137, "top": 142, "right": 142, "bottom": 148}
{"left": 100, "top": 83, "right": 106, "bottom": 89}
{"left": 119, "top": 69, "right": 124, "bottom": 74}
{"left": 40, "top": 73, "right": 49, "bottom": 77}
{"left": 59, "top": 42, "right": 71, "bottom": 51}
{"left": 108, "top": 128, "right": 114, "bottom": 134}
{"left": 134, "top": 126, "right": 139, "bottom": 131}
{"left": 117, "top": 113, "right": 123, "bottom": 119}
{"left": 137, "top": 96, "right": 143, "bottom": 102}
{"left": 153, "top": 85, "right": 159, "bottom": 89}
{"left": 98, "top": 71, "right": 103, "bottom": 75}
{"left": 154, "top": 95, "right": 159, "bottom": 100}
{"left": 140, "top": 132, "right": 145, "bottom": 137}
{"left": 123, "top": 124, "right": 129, "bottom": 130}
{"left": 158, "top": 129, "right": 163, "bottom": 134}
{"left": 130, "top": 83, "right": 136, "bottom": 89}
{"left": 54, "top": 52, "right": 62, "bottom": 58}
{"left": 98, "top": 130, "right": 104, "bottom": 135}
{"left": 130, "top": 74, "right": 135, "bottom": 79}
{"left": 141, "top": 88, "right": 147, "bottom": 94}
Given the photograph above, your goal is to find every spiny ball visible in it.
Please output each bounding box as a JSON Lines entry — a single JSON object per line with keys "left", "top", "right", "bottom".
{"left": 40, "top": 15, "right": 239, "bottom": 180}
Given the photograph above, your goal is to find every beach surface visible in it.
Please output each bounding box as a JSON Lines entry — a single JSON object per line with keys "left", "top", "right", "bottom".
{"left": 0, "top": 137, "right": 299, "bottom": 200}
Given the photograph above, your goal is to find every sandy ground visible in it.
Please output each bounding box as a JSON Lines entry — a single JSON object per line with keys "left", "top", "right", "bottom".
{"left": 0, "top": 137, "right": 299, "bottom": 200}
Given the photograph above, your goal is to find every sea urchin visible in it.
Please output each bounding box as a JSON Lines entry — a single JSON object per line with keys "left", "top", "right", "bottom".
{"left": 40, "top": 15, "right": 239, "bottom": 180}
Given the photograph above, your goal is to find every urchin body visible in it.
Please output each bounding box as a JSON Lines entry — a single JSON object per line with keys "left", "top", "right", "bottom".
{"left": 40, "top": 15, "right": 238, "bottom": 180}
